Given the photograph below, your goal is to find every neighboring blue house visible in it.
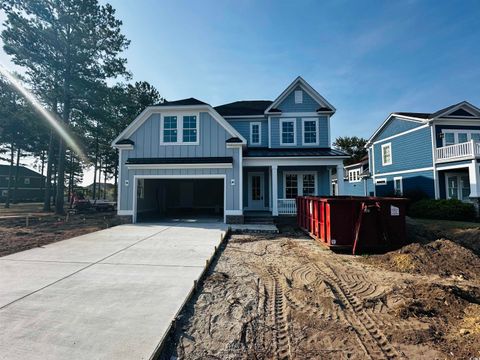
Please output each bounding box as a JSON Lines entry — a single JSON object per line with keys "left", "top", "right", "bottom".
{"left": 336, "top": 156, "right": 375, "bottom": 197}
{"left": 365, "top": 101, "right": 480, "bottom": 206}
{"left": 112, "top": 77, "right": 348, "bottom": 223}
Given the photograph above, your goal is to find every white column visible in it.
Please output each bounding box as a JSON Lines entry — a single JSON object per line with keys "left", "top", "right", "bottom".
{"left": 272, "top": 165, "right": 278, "bottom": 216}
{"left": 336, "top": 164, "right": 345, "bottom": 195}
{"left": 468, "top": 159, "right": 480, "bottom": 198}
{"left": 268, "top": 166, "right": 272, "bottom": 210}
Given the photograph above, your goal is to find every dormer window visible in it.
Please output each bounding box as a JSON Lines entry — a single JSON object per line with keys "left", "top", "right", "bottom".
{"left": 294, "top": 90, "right": 303, "bottom": 104}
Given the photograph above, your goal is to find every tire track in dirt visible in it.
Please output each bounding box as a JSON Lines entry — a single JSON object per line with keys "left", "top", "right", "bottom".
{"left": 267, "top": 268, "right": 292, "bottom": 360}
{"left": 312, "top": 263, "right": 405, "bottom": 360}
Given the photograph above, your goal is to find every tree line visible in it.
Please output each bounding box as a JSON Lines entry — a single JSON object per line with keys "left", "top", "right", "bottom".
{"left": 0, "top": 0, "right": 164, "bottom": 214}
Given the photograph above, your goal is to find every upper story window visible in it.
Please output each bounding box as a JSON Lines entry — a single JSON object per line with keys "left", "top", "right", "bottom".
{"left": 161, "top": 113, "right": 199, "bottom": 145}
{"left": 381, "top": 143, "right": 392, "bottom": 166}
{"left": 280, "top": 119, "right": 296, "bottom": 145}
{"left": 348, "top": 169, "right": 361, "bottom": 183}
{"left": 294, "top": 90, "right": 303, "bottom": 104}
{"left": 250, "top": 122, "right": 261, "bottom": 145}
{"left": 442, "top": 130, "right": 480, "bottom": 146}
{"left": 302, "top": 118, "right": 318, "bottom": 145}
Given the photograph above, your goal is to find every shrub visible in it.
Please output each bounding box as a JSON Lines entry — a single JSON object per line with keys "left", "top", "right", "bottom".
{"left": 408, "top": 199, "right": 476, "bottom": 221}
{"left": 403, "top": 189, "right": 429, "bottom": 203}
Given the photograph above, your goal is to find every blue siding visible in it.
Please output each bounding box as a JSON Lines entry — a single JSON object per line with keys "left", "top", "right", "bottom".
{"left": 434, "top": 124, "right": 480, "bottom": 147}
{"left": 228, "top": 118, "right": 268, "bottom": 147}
{"left": 270, "top": 116, "right": 329, "bottom": 148}
{"left": 343, "top": 179, "right": 374, "bottom": 196}
{"left": 277, "top": 86, "right": 320, "bottom": 112}
{"left": 375, "top": 170, "right": 435, "bottom": 198}
{"left": 375, "top": 117, "right": 424, "bottom": 141}
{"left": 373, "top": 126, "right": 432, "bottom": 174}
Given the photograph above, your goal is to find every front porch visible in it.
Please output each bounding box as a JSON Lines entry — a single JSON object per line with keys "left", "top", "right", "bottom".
{"left": 242, "top": 162, "right": 343, "bottom": 216}
{"left": 437, "top": 159, "right": 480, "bottom": 205}
{"left": 436, "top": 140, "right": 480, "bottom": 163}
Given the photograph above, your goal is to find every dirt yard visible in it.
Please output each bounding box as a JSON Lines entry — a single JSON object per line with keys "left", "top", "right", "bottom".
{"left": 162, "top": 222, "right": 480, "bottom": 360}
{"left": 0, "top": 210, "right": 129, "bottom": 257}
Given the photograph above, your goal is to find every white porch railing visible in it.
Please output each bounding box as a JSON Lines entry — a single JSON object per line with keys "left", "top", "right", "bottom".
{"left": 278, "top": 199, "right": 296, "bottom": 215}
{"left": 436, "top": 140, "right": 480, "bottom": 163}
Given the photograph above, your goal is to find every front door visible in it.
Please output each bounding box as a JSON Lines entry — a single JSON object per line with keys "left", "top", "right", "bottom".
{"left": 249, "top": 173, "right": 265, "bottom": 210}
{"left": 446, "top": 173, "right": 470, "bottom": 201}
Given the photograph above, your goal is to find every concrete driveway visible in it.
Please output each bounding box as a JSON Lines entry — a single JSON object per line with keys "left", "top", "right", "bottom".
{"left": 0, "top": 222, "right": 227, "bottom": 360}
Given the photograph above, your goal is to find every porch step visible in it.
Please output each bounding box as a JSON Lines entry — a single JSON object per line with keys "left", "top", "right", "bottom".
{"left": 244, "top": 215, "right": 275, "bottom": 225}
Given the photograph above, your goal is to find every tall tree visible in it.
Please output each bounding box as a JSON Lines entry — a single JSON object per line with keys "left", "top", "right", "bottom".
{"left": 333, "top": 136, "right": 368, "bottom": 165}
{"left": 2, "top": 0, "right": 130, "bottom": 214}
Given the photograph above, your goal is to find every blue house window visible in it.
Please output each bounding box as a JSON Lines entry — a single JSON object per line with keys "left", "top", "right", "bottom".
{"left": 183, "top": 116, "right": 197, "bottom": 143}
{"left": 163, "top": 116, "right": 177, "bottom": 143}
{"left": 281, "top": 119, "right": 296, "bottom": 145}
{"left": 250, "top": 122, "right": 261, "bottom": 145}
{"left": 302, "top": 119, "right": 318, "bottom": 145}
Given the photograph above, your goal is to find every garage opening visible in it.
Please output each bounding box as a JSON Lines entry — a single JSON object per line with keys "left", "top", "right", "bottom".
{"left": 135, "top": 178, "right": 224, "bottom": 222}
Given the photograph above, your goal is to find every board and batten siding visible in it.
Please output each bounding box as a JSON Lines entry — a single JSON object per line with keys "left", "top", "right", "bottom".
{"left": 373, "top": 126, "right": 433, "bottom": 174}
{"left": 277, "top": 86, "right": 320, "bottom": 113}
{"left": 227, "top": 118, "right": 268, "bottom": 147}
{"left": 119, "top": 111, "right": 241, "bottom": 212}
{"left": 374, "top": 116, "right": 424, "bottom": 141}
{"left": 270, "top": 116, "right": 329, "bottom": 148}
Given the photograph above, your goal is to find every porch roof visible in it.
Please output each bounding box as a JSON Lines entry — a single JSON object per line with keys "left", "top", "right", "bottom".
{"left": 126, "top": 157, "right": 233, "bottom": 164}
{"left": 243, "top": 147, "right": 348, "bottom": 158}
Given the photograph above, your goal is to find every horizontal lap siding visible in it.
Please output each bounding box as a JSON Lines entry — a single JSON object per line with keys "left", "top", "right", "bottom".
{"left": 375, "top": 117, "right": 424, "bottom": 141}
{"left": 119, "top": 112, "right": 240, "bottom": 212}
{"left": 375, "top": 170, "right": 435, "bottom": 198}
{"left": 228, "top": 118, "right": 268, "bottom": 147}
{"left": 277, "top": 86, "right": 320, "bottom": 113}
{"left": 270, "top": 116, "right": 329, "bottom": 148}
{"left": 343, "top": 179, "right": 374, "bottom": 196}
{"left": 373, "top": 127, "right": 432, "bottom": 174}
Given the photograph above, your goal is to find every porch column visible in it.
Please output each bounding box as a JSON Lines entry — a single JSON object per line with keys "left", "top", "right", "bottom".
{"left": 336, "top": 164, "right": 345, "bottom": 195}
{"left": 468, "top": 159, "right": 480, "bottom": 197}
{"left": 272, "top": 165, "right": 278, "bottom": 216}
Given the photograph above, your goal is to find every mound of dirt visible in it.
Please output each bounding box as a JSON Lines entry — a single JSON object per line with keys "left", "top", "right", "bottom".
{"left": 390, "top": 282, "right": 480, "bottom": 359}
{"left": 362, "top": 239, "right": 480, "bottom": 280}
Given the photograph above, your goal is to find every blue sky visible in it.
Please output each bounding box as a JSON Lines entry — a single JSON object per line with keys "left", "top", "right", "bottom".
{"left": 111, "top": 0, "right": 480, "bottom": 140}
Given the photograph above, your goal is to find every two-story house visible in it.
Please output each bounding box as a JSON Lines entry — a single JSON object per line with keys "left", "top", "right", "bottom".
{"left": 112, "top": 76, "right": 348, "bottom": 223}
{"left": 366, "top": 101, "right": 480, "bottom": 207}
{"left": 0, "top": 165, "right": 45, "bottom": 203}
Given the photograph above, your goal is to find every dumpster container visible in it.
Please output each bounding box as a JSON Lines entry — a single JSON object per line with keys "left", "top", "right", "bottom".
{"left": 297, "top": 196, "right": 409, "bottom": 254}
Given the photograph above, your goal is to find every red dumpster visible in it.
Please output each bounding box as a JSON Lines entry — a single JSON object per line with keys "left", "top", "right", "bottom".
{"left": 297, "top": 196, "right": 409, "bottom": 254}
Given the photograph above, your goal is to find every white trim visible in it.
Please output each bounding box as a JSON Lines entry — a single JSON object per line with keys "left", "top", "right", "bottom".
{"left": 126, "top": 163, "right": 232, "bottom": 170}
{"left": 238, "top": 146, "right": 243, "bottom": 211}
{"left": 301, "top": 118, "right": 319, "bottom": 146}
{"left": 348, "top": 168, "right": 362, "bottom": 183}
{"left": 115, "top": 144, "right": 134, "bottom": 150}
{"left": 283, "top": 171, "right": 318, "bottom": 198}
{"left": 250, "top": 121, "right": 262, "bottom": 145}
{"left": 226, "top": 143, "right": 244, "bottom": 149}
{"left": 434, "top": 101, "right": 480, "bottom": 119}
{"left": 431, "top": 119, "right": 480, "bottom": 125}
{"left": 117, "top": 149, "right": 123, "bottom": 211}
{"left": 268, "top": 116, "right": 272, "bottom": 148}
{"left": 264, "top": 76, "right": 336, "bottom": 114}
{"left": 280, "top": 118, "right": 297, "bottom": 146}
{"left": 112, "top": 104, "right": 247, "bottom": 147}
{"left": 279, "top": 112, "right": 323, "bottom": 117}
{"left": 440, "top": 129, "right": 480, "bottom": 146}
{"left": 159, "top": 112, "right": 200, "bottom": 145}
{"left": 132, "top": 174, "right": 227, "bottom": 223}
{"left": 225, "top": 210, "right": 243, "bottom": 215}
{"left": 430, "top": 124, "right": 439, "bottom": 199}
{"left": 272, "top": 165, "right": 278, "bottom": 216}
{"left": 327, "top": 115, "right": 331, "bottom": 147}
{"left": 381, "top": 143, "right": 392, "bottom": 166}
{"left": 367, "top": 113, "right": 427, "bottom": 146}
{"left": 445, "top": 172, "right": 471, "bottom": 201}
{"left": 371, "top": 124, "right": 430, "bottom": 145}
{"left": 373, "top": 166, "right": 434, "bottom": 177}
{"left": 247, "top": 171, "right": 267, "bottom": 210}
{"left": 223, "top": 115, "right": 266, "bottom": 119}
{"left": 436, "top": 162, "right": 470, "bottom": 171}
{"left": 393, "top": 176, "right": 403, "bottom": 195}
{"left": 117, "top": 210, "right": 133, "bottom": 216}
{"left": 243, "top": 157, "right": 346, "bottom": 167}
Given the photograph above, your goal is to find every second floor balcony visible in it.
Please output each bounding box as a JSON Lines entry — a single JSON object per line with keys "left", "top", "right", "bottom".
{"left": 436, "top": 140, "right": 480, "bottom": 163}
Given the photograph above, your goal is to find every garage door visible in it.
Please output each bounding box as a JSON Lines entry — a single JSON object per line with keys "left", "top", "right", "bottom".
{"left": 135, "top": 177, "right": 224, "bottom": 222}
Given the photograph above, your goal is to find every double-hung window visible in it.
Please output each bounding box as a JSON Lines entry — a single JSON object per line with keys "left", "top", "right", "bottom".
{"left": 348, "top": 169, "right": 361, "bottom": 183}
{"left": 250, "top": 122, "right": 261, "bottom": 145}
{"left": 182, "top": 116, "right": 197, "bottom": 143}
{"left": 302, "top": 118, "right": 318, "bottom": 145}
{"left": 381, "top": 143, "right": 392, "bottom": 166}
{"left": 161, "top": 114, "right": 199, "bottom": 144}
{"left": 280, "top": 119, "right": 296, "bottom": 145}
{"left": 285, "top": 174, "right": 299, "bottom": 199}
{"left": 284, "top": 172, "right": 317, "bottom": 198}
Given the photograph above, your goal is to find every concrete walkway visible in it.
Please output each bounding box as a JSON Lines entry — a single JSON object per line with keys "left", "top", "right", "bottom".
{"left": 0, "top": 222, "right": 227, "bottom": 360}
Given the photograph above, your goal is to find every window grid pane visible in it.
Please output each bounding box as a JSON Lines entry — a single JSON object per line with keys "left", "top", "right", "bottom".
{"left": 302, "top": 174, "right": 315, "bottom": 196}
{"left": 285, "top": 174, "right": 298, "bottom": 199}
{"left": 282, "top": 121, "right": 295, "bottom": 144}
{"left": 251, "top": 124, "right": 260, "bottom": 144}
{"left": 163, "top": 116, "right": 177, "bottom": 142}
{"left": 382, "top": 145, "right": 391, "bottom": 164}
{"left": 304, "top": 121, "right": 317, "bottom": 144}
{"left": 182, "top": 116, "right": 197, "bottom": 143}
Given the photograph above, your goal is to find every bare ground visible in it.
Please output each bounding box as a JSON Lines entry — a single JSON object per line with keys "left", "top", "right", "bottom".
{"left": 0, "top": 211, "right": 129, "bottom": 257}
{"left": 162, "top": 225, "right": 480, "bottom": 360}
